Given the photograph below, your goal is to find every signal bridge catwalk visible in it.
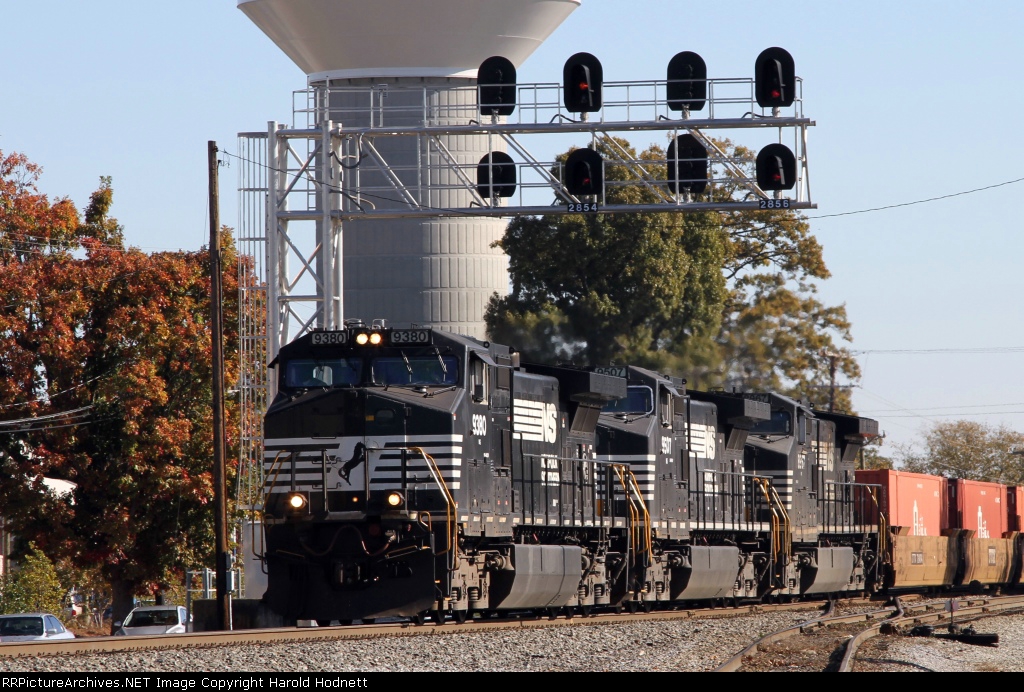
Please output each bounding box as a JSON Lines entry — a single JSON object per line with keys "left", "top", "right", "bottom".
{"left": 270, "top": 63, "right": 814, "bottom": 221}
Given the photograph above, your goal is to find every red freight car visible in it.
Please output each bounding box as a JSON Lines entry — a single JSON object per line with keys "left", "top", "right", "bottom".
{"left": 948, "top": 478, "right": 1014, "bottom": 588}
{"left": 855, "top": 469, "right": 953, "bottom": 590}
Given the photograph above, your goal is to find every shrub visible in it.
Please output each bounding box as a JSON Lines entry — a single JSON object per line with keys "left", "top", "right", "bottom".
{"left": 0, "top": 543, "right": 65, "bottom": 616}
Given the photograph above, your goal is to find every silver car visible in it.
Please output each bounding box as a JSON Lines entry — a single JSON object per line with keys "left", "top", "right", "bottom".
{"left": 113, "top": 605, "right": 190, "bottom": 636}
{"left": 0, "top": 613, "right": 76, "bottom": 642}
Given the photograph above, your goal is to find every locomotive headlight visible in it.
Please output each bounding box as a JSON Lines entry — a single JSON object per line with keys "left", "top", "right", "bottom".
{"left": 355, "top": 330, "right": 383, "bottom": 346}
{"left": 386, "top": 491, "right": 405, "bottom": 508}
{"left": 287, "top": 493, "right": 307, "bottom": 511}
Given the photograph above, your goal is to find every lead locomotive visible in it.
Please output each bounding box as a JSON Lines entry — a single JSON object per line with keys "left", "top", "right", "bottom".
{"left": 261, "top": 320, "right": 632, "bottom": 623}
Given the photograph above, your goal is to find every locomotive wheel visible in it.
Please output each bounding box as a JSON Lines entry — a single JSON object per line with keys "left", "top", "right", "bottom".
{"left": 452, "top": 609, "right": 468, "bottom": 624}
{"left": 316, "top": 619, "right": 332, "bottom": 627}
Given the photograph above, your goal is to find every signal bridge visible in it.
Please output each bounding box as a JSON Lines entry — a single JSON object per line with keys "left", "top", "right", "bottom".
{"left": 256, "top": 62, "right": 813, "bottom": 224}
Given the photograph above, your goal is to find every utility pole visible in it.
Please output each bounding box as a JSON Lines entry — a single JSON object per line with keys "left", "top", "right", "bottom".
{"left": 824, "top": 350, "right": 838, "bottom": 412}
{"left": 208, "top": 141, "right": 231, "bottom": 631}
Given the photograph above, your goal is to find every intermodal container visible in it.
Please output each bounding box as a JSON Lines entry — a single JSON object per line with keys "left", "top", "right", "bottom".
{"left": 948, "top": 478, "right": 1008, "bottom": 538}
{"left": 855, "top": 469, "right": 946, "bottom": 536}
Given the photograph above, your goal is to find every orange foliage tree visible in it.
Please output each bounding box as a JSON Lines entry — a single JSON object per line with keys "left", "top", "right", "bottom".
{"left": 0, "top": 151, "right": 243, "bottom": 627}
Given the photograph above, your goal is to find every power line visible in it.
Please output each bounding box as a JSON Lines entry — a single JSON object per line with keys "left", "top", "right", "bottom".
{"left": 879, "top": 411, "right": 1024, "bottom": 419}
{"left": 861, "top": 402, "right": 1024, "bottom": 413}
{"left": 854, "top": 347, "right": 1024, "bottom": 355}
{"left": 807, "top": 176, "right": 1024, "bottom": 219}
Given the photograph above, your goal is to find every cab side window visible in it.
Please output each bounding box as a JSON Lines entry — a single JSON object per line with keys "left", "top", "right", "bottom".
{"left": 470, "top": 356, "right": 489, "bottom": 404}
{"left": 659, "top": 388, "right": 673, "bottom": 428}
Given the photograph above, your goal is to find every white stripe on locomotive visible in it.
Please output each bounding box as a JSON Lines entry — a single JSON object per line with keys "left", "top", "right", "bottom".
{"left": 513, "top": 398, "right": 558, "bottom": 443}
{"left": 263, "top": 434, "right": 464, "bottom": 493}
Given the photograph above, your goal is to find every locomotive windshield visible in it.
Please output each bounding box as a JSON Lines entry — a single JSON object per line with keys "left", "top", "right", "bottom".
{"left": 284, "top": 355, "right": 459, "bottom": 389}
{"left": 371, "top": 356, "right": 459, "bottom": 386}
{"left": 750, "top": 409, "right": 792, "bottom": 435}
{"left": 286, "top": 358, "right": 362, "bottom": 388}
{"left": 602, "top": 386, "right": 654, "bottom": 415}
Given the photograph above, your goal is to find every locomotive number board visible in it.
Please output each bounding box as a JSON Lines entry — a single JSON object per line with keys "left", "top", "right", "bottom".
{"left": 390, "top": 329, "right": 431, "bottom": 345}
{"left": 593, "top": 366, "right": 628, "bottom": 378}
{"left": 311, "top": 331, "right": 348, "bottom": 345}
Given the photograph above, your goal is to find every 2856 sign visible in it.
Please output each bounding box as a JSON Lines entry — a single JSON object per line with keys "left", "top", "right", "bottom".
{"left": 758, "top": 198, "right": 791, "bottom": 210}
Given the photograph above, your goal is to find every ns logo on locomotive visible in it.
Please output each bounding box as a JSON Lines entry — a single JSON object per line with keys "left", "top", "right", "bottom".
{"left": 258, "top": 320, "right": 1024, "bottom": 625}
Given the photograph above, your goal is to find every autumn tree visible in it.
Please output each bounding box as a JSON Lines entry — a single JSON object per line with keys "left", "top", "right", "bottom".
{"left": 896, "top": 420, "right": 1024, "bottom": 483}
{"left": 486, "top": 137, "right": 860, "bottom": 410}
{"left": 0, "top": 150, "right": 243, "bottom": 630}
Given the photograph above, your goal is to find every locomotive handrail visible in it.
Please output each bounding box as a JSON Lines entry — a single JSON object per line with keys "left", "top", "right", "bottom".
{"left": 407, "top": 447, "right": 458, "bottom": 569}
{"left": 614, "top": 464, "right": 653, "bottom": 558}
{"left": 754, "top": 477, "right": 791, "bottom": 565}
{"left": 864, "top": 484, "right": 889, "bottom": 565}
{"left": 768, "top": 482, "right": 792, "bottom": 561}
{"left": 261, "top": 450, "right": 291, "bottom": 516}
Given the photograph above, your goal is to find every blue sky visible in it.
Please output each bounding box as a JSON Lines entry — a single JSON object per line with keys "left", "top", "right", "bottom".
{"left": 4, "top": 1, "right": 1022, "bottom": 455}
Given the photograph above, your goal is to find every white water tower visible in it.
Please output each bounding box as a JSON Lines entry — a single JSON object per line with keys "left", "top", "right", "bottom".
{"left": 239, "top": 0, "right": 581, "bottom": 340}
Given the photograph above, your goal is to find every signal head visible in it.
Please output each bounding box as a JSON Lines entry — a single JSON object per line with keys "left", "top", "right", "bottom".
{"left": 755, "top": 47, "right": 795, "bottom": 108}
{"left": 563, "top": 52, "right": 603, "bottom": 113}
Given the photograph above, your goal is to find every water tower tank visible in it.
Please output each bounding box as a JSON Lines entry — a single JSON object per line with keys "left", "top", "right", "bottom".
{"left": 239, "top": 0, "right": 581, "bottom": 339}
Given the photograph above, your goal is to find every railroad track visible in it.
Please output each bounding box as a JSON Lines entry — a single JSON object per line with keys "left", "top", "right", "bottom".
{"left": 0, "top": 599, "right": 828, "bottom": 659}
{"left": 714, "top": 594, "right": 1024, "bottom": 672}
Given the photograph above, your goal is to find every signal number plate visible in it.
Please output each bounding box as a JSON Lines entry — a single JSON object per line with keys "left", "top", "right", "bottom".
{"left": 758, "top": 198, "right": 791, "bottom": 209}
{"left": 567, "top": 203, "right": 599, "bottom": 213}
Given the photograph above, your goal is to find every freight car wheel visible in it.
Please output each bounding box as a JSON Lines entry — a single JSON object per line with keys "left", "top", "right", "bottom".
{"left": 627, "top": 601, "right": 638, "bottom": 614}
{"left": 412, "top": 612, "right": 427, "bottom": 626}
{"left": 452, "top": 609, "right": 468, "bottom": 624}
{"left": 580, "top": 605, "right": 593, "bottom": 617}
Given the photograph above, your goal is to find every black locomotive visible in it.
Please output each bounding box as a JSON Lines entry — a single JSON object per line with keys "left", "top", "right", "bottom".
{"left": 255, "top": 321, "right": 1018, "bottom": 625}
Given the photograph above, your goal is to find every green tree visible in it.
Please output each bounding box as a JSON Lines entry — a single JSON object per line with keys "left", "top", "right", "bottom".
{"left": 0, "top": 543, "right": 65, "bottom": 615}
{"left": 898, "top": 420, "right": 1024, "bottom": 483}
{"left": 487, "top": 137, "right": 860, "bottom": 410}
{"left": 487, "top": 137, "right": 727, "bottom": 371}
{"left": 703, "top": 140, "right": 859, "bottom": 411}
{"left": 859, "top": 446, "right": 895, "bottom": 470}
{"left": 0, "top": 151, "right": 245, "bottom": 631}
